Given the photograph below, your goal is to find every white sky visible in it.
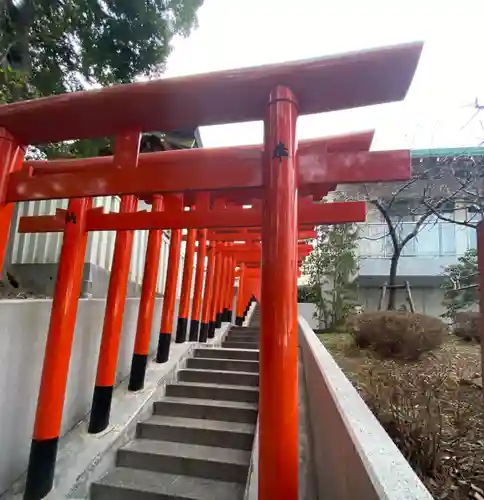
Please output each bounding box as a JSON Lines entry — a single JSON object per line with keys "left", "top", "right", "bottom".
{"left": 164, "top": 0, "right": 484, "bottom": 151}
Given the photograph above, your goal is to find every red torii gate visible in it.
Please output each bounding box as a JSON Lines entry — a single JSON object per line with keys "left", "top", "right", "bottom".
{"left": 198, "top": 228, "right": 317, "bottom": 317}
{"left": 18, "top": 189, "right": 368, "bottom": 424}
{"left": 218, "top": 241, "right": 313, "bottom": 319}
{"left": 0, "top": 41, "right": 422, "bottom": 500}
{"left": 232, "top": 244, "right": 312, "bottom": 325}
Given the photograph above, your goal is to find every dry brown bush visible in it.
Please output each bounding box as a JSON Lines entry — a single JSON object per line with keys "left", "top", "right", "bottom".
{"left": 345, "top": 313, "right": 371, "bottom": 347}
{"left": 322, "top": 333, "right": 484, "bottom": 499}
{"left": 346, "top": 311, "right": 446, "bottom": 360}
{"left": 357, "top": 362, "right": 478, "bottom": 498}
{"left": 454, "top": 312, "right": 480, "bottom": 343}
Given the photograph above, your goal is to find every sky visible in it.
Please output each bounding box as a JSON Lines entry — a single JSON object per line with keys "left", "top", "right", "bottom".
{"left": 164, "top": 0, "right": 484, "bottom": 151}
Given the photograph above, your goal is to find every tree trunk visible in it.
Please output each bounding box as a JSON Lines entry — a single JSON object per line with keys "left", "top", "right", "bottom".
{"left": 387, "top": 249, "right": 401, "bottom": 310}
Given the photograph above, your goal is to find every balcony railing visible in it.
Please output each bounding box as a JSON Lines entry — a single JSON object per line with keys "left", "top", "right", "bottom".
{"left": 357, "top": 221, "right": 475, "bottom": 259}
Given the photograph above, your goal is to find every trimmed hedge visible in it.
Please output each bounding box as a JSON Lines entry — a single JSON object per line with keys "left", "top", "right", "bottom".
{"left": 346, "top": 311, "right": 446, "bottom": 360}
{"left": 454, "top": 312, "right": 480, "bottom": 342}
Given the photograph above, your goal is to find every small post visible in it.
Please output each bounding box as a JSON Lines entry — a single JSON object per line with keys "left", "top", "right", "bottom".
{"left": 88, "top": 132, "right": 140, "bottom": 434}
{"left": 128, "top": 195, "right": 164, "bottom": 391}
{"left": 156, "top": 194, "right": 184, "bottom": 362}
{"left": 221, "top": 251, "right": 231, "bottom": 322}
{"left": 189, "top": 229, "right": 208, "bottom": 341}
{"left": 404, "top": 280, "right": 416, "bottom": 313}
{"left": 188, "top": 192, "right": 210, "bottom": 341}
{"left": 216, "top": 249, "right": 229, "bottom": 327}
{"left": 175, "top": 226, "right": 197, "bottom": 343}
{"left": 378, "top": 283, "right": 387, "bottom": 311}
{"left": 199, "top": 243, "right": 215, "bottom": 342}
{"left": 225, "top": 255, "right": 236, "bottom": 322}
{"left": 209, "top": 246, "right": 223, "bottom": 338}
{"left": 236, "top": 263, "right": 246, "bottom": 326}
{"left": 24, "top": 197, "right": 91, "bottom": 500}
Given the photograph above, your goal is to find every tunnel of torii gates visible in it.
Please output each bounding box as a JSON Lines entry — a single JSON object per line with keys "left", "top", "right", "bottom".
{"left": 0, "top": 41, "right": 423, "bottom": 500}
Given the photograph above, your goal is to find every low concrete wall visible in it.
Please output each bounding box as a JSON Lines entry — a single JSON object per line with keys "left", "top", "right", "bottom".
{"left": 0, "top": 297, "right": 183, "bottom": 496}
{"left": 297, "top": 303, "right": 319, "bottom": 329}
{"left": 358, "top": 286, "right": 446, "bottom": 317}
{"left": 299, "top": 316, "right": 433, "bottom": 500}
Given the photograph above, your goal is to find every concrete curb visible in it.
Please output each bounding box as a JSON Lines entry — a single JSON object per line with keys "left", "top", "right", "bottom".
{"left": 244, "top": 417, "right": 259, "bottom": 500}
{"left": 243, "top": 302, "right": 257, "bottom": 327}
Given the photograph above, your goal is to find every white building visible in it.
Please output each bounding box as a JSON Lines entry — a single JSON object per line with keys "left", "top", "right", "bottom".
{"left": 354, "top": 147, "right": 483, "bottom": 317}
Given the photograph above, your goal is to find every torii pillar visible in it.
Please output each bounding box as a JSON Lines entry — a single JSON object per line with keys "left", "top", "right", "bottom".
{"left": 259, "top": 86, "right": 299, "bottom": 498}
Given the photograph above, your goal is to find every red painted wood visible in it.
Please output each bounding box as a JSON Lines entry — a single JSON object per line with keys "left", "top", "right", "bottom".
{"left": 0, "top": 43, "right": 422, "bottom": 144}
{"left": 8, "top": 148, "right": 409, "bottom": 202}
{"left": 18, "top": 201, "right": 366, "bottom": 233}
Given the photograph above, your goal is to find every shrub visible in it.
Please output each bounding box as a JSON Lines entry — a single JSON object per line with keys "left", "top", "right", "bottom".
{"left": 454, "top": 312, "right": 480, "bottom": 343}
{"left": 346, "top": 313, "right": 371, "bottom": 347}
{"left": 359, "top": 363, "right": 474, "bottom": 489}
{"left": 346, "top": 311, "right": 446, "bottom": 360}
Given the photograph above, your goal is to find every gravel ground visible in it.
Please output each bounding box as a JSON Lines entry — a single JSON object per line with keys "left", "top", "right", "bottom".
{"left": 0, "top": 275, "right": 48, "bottom": 299}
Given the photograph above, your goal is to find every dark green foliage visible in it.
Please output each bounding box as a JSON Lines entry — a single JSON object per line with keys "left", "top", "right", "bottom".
{"left": 0, "top": 1, "right": 203, "bottom": 156}
{"left": 441, "top": 249, "right": 478, "bottom": 320}
{"left": 347, "top": 311, "right": 446, "bottom": 360}
{"left": 302, "top": 223, "right": 359, "bottom": 330}
{"left": 297, "top": 286, "right": 316, "bottom": 303}
{"left": 1, "top": 0, "right": 203, "bottom": 99}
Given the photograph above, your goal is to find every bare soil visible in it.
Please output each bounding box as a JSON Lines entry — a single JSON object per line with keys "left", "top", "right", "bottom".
{"left": 0, "top": 280, "right": 47, "bottom": 299}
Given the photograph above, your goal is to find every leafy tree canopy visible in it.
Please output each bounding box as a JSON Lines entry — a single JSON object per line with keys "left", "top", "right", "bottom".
{"left": 1, "top": 0, "right": 203, "bottom": 100}
{"left": 0, "top": 0, "right": 203, "bottom": 158}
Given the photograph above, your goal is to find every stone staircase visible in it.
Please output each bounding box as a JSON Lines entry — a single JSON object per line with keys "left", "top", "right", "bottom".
{"left": 223, "top": 308, "right": 259, "bottom": 351}
{"left": 91, "top": 308, "right": 260, "bottom": 500}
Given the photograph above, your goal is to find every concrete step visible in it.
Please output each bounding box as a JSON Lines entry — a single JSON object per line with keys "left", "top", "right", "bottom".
{"left": 186, "top": 357, "right": 259, "bottom": 373}
{"left": 117, "top": 439, "right": 251, "bottom": 484}
{"left": 224, "top": 335, "right": 259, "bottom": 343}
{"left": 92, "top": 468, "right": 245, "bottom": 500}
{"left": 154, "top": 397, "right": 258, "bottom": 424}
{"left": 166, "top": 381, "right": 258, "bottom": 403}
{"left": 137, "top": 415, "right": 255, "bottom": 450}
{"left": 178, "top": 369, "right": 259, "bottom": 387}
{"left": 194, "top": 347, "right": 258, "bottom": 361}
{"left": 222, "top": 341, "right": 259, "bottom": 350}
{"left": 229, "top": 327, "right": 259, "bottom": 334}
{"left": 227, "top": 332, "right": 258, "bottom": 337}
{"left": 226, "top": 329, "right": 259, "bottom": 335}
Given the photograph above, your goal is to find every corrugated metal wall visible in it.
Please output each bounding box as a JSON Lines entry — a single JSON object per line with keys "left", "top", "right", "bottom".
{"left": 11, "top": 199, "right": 68, "bottom": 265}
{"left": 9, "top": 198, "right": 190, "bottom": 295}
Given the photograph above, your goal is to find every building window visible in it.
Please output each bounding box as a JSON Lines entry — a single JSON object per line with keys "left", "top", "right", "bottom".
{"left": 469, "top": 227, "right": 478, "bottom": 250}
{"left": 439, "top": 223, "right": 456, "bottom": 255}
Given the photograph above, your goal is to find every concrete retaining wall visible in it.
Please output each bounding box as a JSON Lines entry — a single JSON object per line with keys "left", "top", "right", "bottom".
{"left": 299, "top": 316, "right": 433, "bottom": 500}
{"left": 0, "top": 297, "right": 182, "bottom": 496}
{"left": 297, "top": 303, "right": 319, "bottom": 329}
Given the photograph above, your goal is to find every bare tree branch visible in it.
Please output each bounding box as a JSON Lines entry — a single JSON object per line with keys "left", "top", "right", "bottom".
{"left": 423, "top": 201, "right": 477, "bottom": 228}
{"left": 371, "top": 198, "right": 399, "bottom": 250}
